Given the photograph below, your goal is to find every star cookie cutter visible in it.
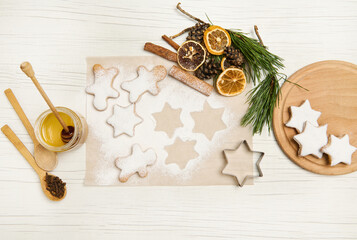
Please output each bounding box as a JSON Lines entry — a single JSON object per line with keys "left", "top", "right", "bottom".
{"left": 222, "top": 140, "right": 264, "bottom": 187}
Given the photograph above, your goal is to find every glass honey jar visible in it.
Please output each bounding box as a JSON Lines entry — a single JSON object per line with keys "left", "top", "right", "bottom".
{"left": 34, "top": 107, "right": 88, "bottom": 152}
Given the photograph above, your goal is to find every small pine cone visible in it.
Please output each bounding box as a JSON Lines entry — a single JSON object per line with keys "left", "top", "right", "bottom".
{"left": 224, "top": 59, "right": 244, "bottom": 70}
{"left": 194, "top": 68, "right": 207, "bottom": 80}
{"left": 194, "top": 58, "right": 221, "bottom": 80}
{"left": 224, "top": 46, "right": 244, "bottom": 66}
{"left": 186, "top": 23, "right": 210, "bottom": 42}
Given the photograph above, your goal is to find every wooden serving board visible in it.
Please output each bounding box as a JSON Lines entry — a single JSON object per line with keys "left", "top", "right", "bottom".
{"left": 273, "top": 60, "right": 357, "bottom": 175}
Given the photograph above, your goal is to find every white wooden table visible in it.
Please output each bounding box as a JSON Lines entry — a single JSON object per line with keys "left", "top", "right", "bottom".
{"left": 0, "top": 0, "right": 356, "bottom": 239}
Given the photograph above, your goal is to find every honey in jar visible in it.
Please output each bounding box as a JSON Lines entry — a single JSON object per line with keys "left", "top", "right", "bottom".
{"left": 35, "top": 107, "right": 88, "bottom": 152}
{"left": 40, "top": 112, "right": 74, "bottom": 147}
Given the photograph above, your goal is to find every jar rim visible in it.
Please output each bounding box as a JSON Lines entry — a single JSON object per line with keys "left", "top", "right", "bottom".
{"left": 34, "top": 107, "right": 80, "bottom": 152}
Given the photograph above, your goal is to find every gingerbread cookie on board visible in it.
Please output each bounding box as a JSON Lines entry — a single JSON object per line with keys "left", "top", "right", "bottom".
{"left": 285, "top": 99, "right": 321, "bottom": 133}
{"left": 322, "top": 135, "right": 356, "bottom": 166}
{"left": 293, "top": 122, "right": 328, "bottom": 158}
{"left": 115, "top": 144, "right": 157, "bottom": 182}
{"left": 121, "top": 65, "right": 167, "bottom": 103}
{"left": 86, "top": 64, "right": 119, "bottom": 111}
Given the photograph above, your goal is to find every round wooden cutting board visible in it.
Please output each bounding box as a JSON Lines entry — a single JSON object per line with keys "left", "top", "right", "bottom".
{"left": 273, "top": 60, "right": 357, "bottom": 175}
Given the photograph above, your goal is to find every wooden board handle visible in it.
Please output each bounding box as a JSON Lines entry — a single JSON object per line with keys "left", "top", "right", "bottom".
{"left": 4, "top": 89, "right": 38, "bottom": 144}
{"left": 1, "top": 125, "right": 44, "bottom": 176}
{"left": 20, "top": 62, "right": 69, "bottom": 133}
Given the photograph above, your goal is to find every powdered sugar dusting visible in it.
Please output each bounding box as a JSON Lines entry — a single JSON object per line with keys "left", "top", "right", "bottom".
{"left": 121, "top": 65, "right": 166, "bottom": 103}
{"left": 115, "top": 144, "right": 156, "bottom": 182}
{"left": 86, "top": 64, "right": 119, "bottom": 111}
{"left": 85, "top": 56, "right": 252, "bottom": 186}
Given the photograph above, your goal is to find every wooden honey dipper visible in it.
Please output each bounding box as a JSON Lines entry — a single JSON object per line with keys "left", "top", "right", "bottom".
{"left": 20, "top": 62, "right": 74, "bottom": 143}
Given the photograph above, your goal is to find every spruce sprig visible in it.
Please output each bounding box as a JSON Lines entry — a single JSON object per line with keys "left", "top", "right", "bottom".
{"left": 228, "top": 30, "right": 284, "bottom": 84}
{"left": 228, "top": 29, "right": 286, "bottom": 134}
{"left": 241, "top": 72, "right": 286, "bottom": 134}
{"left": 172, "top": 3, "right": 290, "bottom": 135}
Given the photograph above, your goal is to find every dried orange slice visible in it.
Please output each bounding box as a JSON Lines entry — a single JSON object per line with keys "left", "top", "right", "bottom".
{"left": 221, "top": 57, "right": 242, "bottom": 71}
{"left": 204, "top": 26, "right": 231, "bottom": 55}
{"left": 220, "top": 57, "right": 231, "bottom": 71}
{"left": 216, "top": 68, "right": 246, "bottom": 96}
{"left": 177, "top": 40, "right": 206, "bottom": 71}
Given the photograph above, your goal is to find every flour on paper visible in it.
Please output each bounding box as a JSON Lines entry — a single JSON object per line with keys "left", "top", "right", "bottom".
{"left": 152, "top": 103, "right": 183, "bottom": 138}
{"left": 85, "top": 56, "right": 253, "bottom": 186}
{"left": 164, "top": 137, "right": 198, "bottom": 169}
{"left": 191, "top": 101, "right": 227, "bottom": 140}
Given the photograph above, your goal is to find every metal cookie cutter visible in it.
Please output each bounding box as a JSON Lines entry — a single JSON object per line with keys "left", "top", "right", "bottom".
{"left": 222, "top": 140, "right": 264, "bottom": 187}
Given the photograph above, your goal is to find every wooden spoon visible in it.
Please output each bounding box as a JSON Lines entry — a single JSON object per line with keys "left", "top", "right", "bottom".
{"left": 4, "top": 89, "right": 58, "bottom": 171}
{"left": 1, "top": 125, "right": 66, "bottom": 201}
{"left": 20, "top": 62, "right": 74, "bottom": 143}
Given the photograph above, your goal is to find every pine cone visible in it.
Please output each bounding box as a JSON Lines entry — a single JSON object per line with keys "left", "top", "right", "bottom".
{"left": 195, "top": 58, "right": 221, "bottom": 80}
{"left": 186, "top": 23, "right": 210, "bottom": 42}
{"left": 224, "top": 46, "right": 244, "bottom": 66}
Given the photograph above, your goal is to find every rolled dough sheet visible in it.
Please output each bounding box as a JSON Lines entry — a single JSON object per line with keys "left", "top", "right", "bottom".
{"left": 85, "top": 56, "right": 253, "bottom": 186}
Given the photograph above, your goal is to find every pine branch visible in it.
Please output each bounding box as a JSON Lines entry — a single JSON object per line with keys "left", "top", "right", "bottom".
{"left": 228, "top": 30, "right": 284, "bottom": 84}
{"left": 168, "top": 4, "right": 291, "bottom": 135}
{"left": 241, "top": 72, "right": 285, "bottom": 134}
{"left": 228, "top": 28, "right": 288, "bottom": 134}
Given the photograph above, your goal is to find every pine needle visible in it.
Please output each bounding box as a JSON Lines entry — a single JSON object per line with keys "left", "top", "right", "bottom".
{"left": 228, "top": 29, "right": 288, "bottom": 135}
{"left": 228, "top": 30, "right": 284, "bottom": 85}
{"left": 241, "top": 72, "right": 285, "bottom": 134}
{"left": 171, "top": 4, "right": 296, "bottom": 135}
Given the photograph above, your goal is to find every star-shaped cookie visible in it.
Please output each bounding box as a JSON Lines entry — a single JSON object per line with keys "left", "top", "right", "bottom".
{"left": 164, "top": 137, "right": 198, "bottom": 169}
{"left": 121, "top": 65, "right": 167, "bottom": 103}
{"left": 191, "top": 101, "right": 226, "bottom": 140}
{"left": 152, "top": 103, "right": 183, "bottom": 138}
{"left": 86, "top": 64, "right": 119, "bottom": 111}
{"left": 107, "top": 104, "right": 143, "bottom": 137}
{"left": 322, "top": 135, "right": 356, "bottom": 166}
{"left": 293, "top": 122, "right": 328, "bottom": 158}
{"left": 285, "top": 99, "right": 321, "bottom": 133}
{"left": 222, "top": 140, "right": 264, "bottom": 187}
{"left": 115, "top": 144, "right": 157, "bottom": 182}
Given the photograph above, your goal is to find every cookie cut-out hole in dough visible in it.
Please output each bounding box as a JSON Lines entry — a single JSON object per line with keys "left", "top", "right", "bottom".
{"left": 86, "top": 64, "right": 119, "bottom": 111}
{"left": 190, "top": 101, "right": 226, "bottom": 140}
{"left": 322, "top": 135, "right": 356, "bottom": 166}
{"left": 115, "top": 144, "right": 157, "bottom": 183}
{"left": 121, "top": 65, "right": 167, "bottom": 103}
{"left": 107, "top": 104, "right": 143, "bottom": 137}
{"left": 285, "top": 99, "right": 321, "bottom": 133}
{"left": 293, "top": 122, "right": 328, "bottom": 159}
{"left": 152, "top": 103, "right": 183, "bottom": 138}
{"left": 164, "top": 137, "right": 198, "bottom": 169}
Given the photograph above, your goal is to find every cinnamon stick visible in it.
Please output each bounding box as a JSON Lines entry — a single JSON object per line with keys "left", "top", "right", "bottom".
{"left": 168, "top": 65, "right": 213, "bottom": 96}
{"left": 162, "top": 35, "right": 180, "bottom": 50}
{"left": 144, "top": 42, "right": 177, "bottom": 62}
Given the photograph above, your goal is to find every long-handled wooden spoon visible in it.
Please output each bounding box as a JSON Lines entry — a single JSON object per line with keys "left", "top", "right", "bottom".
{"left": 4, "top": 89, "right": 58, "bottom": 171}
{"left": 1, "top": 125, "right": 66, "bottom": 201}
{"left": 20, "top": 62, "right": 74, "bottom": 143}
